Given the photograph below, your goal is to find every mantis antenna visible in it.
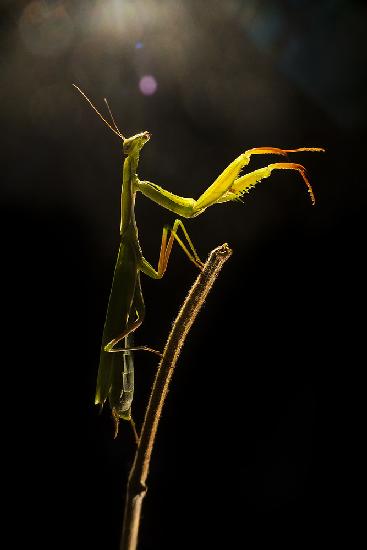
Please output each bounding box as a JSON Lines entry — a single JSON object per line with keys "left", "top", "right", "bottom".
{"left": 104, "top": 97, "right": 123, "bottom": 137}
{"left": 73, "top": 84, "right": 125, "bottom": 140}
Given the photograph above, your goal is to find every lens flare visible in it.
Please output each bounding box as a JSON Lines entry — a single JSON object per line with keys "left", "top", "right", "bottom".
{"left": 139, "top": 75, "right": 158, "bottom": 96}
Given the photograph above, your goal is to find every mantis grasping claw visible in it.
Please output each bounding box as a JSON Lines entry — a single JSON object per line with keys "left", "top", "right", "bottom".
{"left": 74, "top": 84, "right": 324, "bottom": 438}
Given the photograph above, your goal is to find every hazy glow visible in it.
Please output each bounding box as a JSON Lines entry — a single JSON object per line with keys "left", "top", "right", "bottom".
{"left": 18, "top": 1, "right": 73, "bottom": 57}
{"left": 139, "top": 75, "right": 158, "bottom": 96}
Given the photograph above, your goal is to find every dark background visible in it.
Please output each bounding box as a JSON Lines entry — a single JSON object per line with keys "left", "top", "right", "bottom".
{"left": 1, "top": 1, "right": 365, "bottom": 548}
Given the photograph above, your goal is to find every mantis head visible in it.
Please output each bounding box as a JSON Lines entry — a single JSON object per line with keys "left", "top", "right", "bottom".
{"left": 123, "top": 131, "right": 151, "bottom": 156}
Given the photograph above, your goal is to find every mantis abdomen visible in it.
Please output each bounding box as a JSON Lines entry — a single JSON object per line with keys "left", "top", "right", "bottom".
{"left": 101, "top": 334, "right": 135, "bottom": 422}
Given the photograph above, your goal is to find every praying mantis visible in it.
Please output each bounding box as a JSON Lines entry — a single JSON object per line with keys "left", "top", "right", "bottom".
{"left": 74, "top": 85, "right": 324, "bottom": 437}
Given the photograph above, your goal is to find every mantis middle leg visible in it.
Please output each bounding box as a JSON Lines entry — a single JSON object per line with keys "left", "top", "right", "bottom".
{"left": 139, "top": 218, "right": 204, "bottom": 280}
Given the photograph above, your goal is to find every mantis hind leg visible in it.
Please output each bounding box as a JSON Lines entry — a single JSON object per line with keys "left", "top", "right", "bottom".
{"left": 105, "top": 277, "right": 162, "bottom": 357}
{"left": 104, "top": 275, "right": 146, "bottom": 351}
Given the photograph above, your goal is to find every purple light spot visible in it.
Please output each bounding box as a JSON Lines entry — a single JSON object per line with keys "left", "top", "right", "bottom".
{"left": 139, "top": 75, "right": 157, "bottom": 96}
{"left": 135, "top": 41, "right": 144, "bottom": 49}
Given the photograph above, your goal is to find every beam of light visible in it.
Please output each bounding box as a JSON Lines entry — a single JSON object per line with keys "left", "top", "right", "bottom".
{"left": 87, "top": 0, "right": 144, "bottom": 40}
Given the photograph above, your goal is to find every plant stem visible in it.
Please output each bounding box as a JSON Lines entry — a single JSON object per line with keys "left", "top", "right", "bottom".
{"left": 120, "top": 243, "right": 232, "bottom": 550}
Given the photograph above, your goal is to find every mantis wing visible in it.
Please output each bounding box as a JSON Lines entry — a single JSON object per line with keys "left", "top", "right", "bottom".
{"left": 95, "top": 239, "right": 138, "bottom": 409}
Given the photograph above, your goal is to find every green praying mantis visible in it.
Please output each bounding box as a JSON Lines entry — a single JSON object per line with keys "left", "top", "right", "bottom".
{"left": 74, "top": 85, "right": 324, "bottom": 438}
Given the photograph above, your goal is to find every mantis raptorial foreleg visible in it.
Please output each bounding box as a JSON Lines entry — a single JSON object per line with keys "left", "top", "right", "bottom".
{"left": 136, "top": 146, "right": 324, "bottom": 216}
{"left": 222, "top": 162, "right": 315, "bottom": 204}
